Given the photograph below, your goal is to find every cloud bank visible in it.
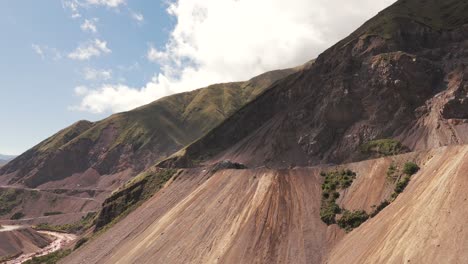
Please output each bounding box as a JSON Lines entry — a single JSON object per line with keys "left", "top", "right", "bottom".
{"left": 75, "top": 0, "right": 395, "bottom": 114}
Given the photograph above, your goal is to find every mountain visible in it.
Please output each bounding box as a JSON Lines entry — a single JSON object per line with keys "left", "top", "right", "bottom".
{"left": 60, "top": 0, "right": 468, "bottom": 263}
{"left": 0, "top": 68, "right": 297, "bottom": 190}
{"left": 161, "top": 0, "right": 468, "bottom": 168}
{"left": 0, "top": 68, "right": 301, "bottom": 225}
{"left": 0, "top": 155, "right": 15, "bottom": 167}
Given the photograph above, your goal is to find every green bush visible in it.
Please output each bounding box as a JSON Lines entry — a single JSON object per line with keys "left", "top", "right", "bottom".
{"left": 10, "top": 212, "right": 25, "bottom": 220}
{"left": 320, "top": 202, "right": 341, "bottom": 225}
{"left": 337, "top": 210, "right": 369, "bottom": 231}
{"left": 74, "top": 237, "right": 88, "bottom": 250}
{"left": 320, "top": 169, "right": 357, "bottom": 225}
{"left": 44, "top": 211, "right": 63, "bottom": 216}
{"left": 403, "top": 162, "right": 420, "bottom": 175}
{"left": 370, "top": 200, "right": 390, "bottom": 217}
{"left": 360, "top": 139, "right": 408, "bottom": 157}
{"left": 395, "top": 176, "right": 411, "bottom": 193}
{"left": 34, "top": 211, "right": 97, "bottom": 234}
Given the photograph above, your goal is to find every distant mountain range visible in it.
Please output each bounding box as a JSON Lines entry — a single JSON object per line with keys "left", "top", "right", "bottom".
{"left": 0, "top": 154, "right": 16, "bottom": 166}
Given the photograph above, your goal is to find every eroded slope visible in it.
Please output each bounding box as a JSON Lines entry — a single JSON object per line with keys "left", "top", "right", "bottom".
{"left": 64, "top": 145, "right": 468, "bottom": 264}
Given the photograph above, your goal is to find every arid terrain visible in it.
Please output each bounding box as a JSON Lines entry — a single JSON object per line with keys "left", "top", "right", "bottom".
{"left": 1, "top": 0, "right": 468, "bottom": 263}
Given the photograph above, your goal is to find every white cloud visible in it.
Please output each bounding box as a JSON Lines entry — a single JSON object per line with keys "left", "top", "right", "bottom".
{"left": 32, "top": 44, "right": 44, "bottom": 59}
{"left": 62, "top": 0, "right": 81, "bottom": 18}
{"left": 72, "top": 78, "right": 172, "bottom": 113}
{"left": 32, "top": 44, "right": 62, "bottom": 60}
{"left": 81, "top": 18, "right": 98, "bottom": 33}
{"left": 74, "top": 0, "right": 396, "bottom": 114}
{"left": 83, "top": 67, "right": 112, "bottom": 80}
{"left": 85, "top": 0, "right": 126, "bottom": 8}
{"left": 131, "top": 12, "right": 144, "bottom": 23}
{"left": 68, "top": 39, "right": 111, "bottom": 60}
{"left": 147, "top": 45, "right": 168, "bottom": 63}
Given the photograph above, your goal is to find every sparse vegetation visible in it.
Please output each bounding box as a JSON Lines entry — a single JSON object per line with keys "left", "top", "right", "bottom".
{"left": 24, "top": 249, "right": 71, "bottom": 264}
{"left": 95, "top": 169, "right": 179, "bottom": 231}
{"left": 372, "top": 161, "right": 420, "bottom": 218}
{"left": 320, "top": 169, "right": 357, "bottom": 225}
{"left": 0, "top": 188, "right": 23, "bottom": 216}
{"left": 370, "top": 200, "right": 390, "bottom": 217}
{"left": 360, "top": 139, "right": 408, "bottom": 157}
{"left": 34, "top": 212, "right": 97, "bottom": 233}
{"left": 386, "top": 163, "right": 398, "bottom": 182}
{"left": 44, "top": 211, "right": 63, "bottom": 216}
{"left": 74, "top": 237, "right": 88, "bottom": 250}
{"left": 10, "top": 211, "right": 25, "bottom": 220}
{"left": 394, "top": 175, "right": 411, "bottom": 194}
{"left": 337, "top": 210, "right": 369, "bottom": 231}
{"left": 403, "top": 162, "right": 420, "bottom": 176}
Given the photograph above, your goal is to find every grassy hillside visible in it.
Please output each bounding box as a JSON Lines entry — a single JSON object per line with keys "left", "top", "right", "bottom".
{"left": 0, "top": 68, "right": 296, "bottom": 187}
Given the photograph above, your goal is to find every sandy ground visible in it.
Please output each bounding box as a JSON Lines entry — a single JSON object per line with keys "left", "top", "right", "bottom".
{"left": 5, "top": 230, "right": 76, "bottom": 264}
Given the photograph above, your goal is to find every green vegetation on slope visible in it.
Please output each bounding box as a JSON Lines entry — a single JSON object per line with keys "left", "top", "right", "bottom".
{"left": 24, "top": 249, "right": 71, "bottom": 264}
{"left": 322, "top": 161, "right": 420, "bottom": 231}
{"left": 372, "top": 161, "right": 420, "bottom": 217}
{"left": 360, "top": 139, "right": 408, "bottom": 157}
{"left": 337, "top": 210, "right": 369, "bottom": 232}
{"left": 10, "top": 211, "right": 25, "bottom": 220}
{"left": 320, "top": 170, "right": 357, "bottom": 225}
{"left": 0, "top": 188, "right": 25, "bottom": 216}
{"left": 34, "top": 212, "right": 97, "bottom": 234}
{"left": 94, "top": 169, "right": 179, "bottom": 231}
{"left": 1, "top": 68, "right": 295, "bottom": 188}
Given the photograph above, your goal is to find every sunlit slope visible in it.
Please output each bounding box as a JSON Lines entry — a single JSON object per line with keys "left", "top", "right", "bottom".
{"left": 63, "top": 145, "right": 468, "bottom": 264}
{"left": 0, "top": 68, "right": 296, "bottom": 188}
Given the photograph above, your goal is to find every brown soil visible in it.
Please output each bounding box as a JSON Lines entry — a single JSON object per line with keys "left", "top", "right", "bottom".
{"left": 62, "top": 145, "right": 468, "bottom": 264}
{"left": 0, "top": 226, "right": 52, "bottom": 261}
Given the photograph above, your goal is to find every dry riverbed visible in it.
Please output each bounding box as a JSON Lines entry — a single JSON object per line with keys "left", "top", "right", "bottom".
{"left": 3, "top": 226, "right": 76, "bottom": 264}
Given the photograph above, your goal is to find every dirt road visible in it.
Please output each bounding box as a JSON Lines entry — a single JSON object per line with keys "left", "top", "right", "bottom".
{"left": 0, "top": 225, "right": 24, "bottom": 232}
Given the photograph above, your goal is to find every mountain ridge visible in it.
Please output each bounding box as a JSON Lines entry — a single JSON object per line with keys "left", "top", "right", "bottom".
{"left": 159, "top": 0, "right": 468, "bottom": 169}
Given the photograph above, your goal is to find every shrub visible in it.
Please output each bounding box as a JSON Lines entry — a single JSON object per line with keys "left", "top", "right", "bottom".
{"left": 370, "top": 200, "right": 390, "bottom": 217}
{"left": 24, "top": 249, "right": 71, "bottom": 264}
{"left": 395, "top": 176, "right": 411, "bottom": 193}
{"left": 320, "top": 202, "right": 341, "bottom": 225}
{"left": 320, "top": 169, "right": 357, "bottom": 225}
{"left": 10, "top": 212, "right": 25, "bottom": 220}
{"left": 403, "top": 162, "right": 420, "bottom": 175}
{"left": 74, "top": 237, "right": 88, "bottom": 250}
{"left": 44, "top": 211, "right": 63, "bottom": 216}
{"left": 360, "top": 139, "right": 408, "bottom": 157}
{"left": 337, "top": 210, "right": 369, "bottom": 231}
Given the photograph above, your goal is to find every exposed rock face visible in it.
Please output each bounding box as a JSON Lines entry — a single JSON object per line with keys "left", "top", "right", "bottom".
{"left": 163, "top": 0, "right": 468, "bottom": 168}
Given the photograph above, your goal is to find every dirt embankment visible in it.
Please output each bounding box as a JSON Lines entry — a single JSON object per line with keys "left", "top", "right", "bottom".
{"left": 0, "top": 226, "right": 51, "bottom": 261}
{"left": 0, "top": 225, "right": 76, "bottom": 264}
{"left": 62, "top": 145, "right": 468, "bottom": 264}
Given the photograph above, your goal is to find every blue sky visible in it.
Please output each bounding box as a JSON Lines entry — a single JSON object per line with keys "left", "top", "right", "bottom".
{"left": 0, "top": 0, "right": 394, "bottom": 155}
{"left": 0, "top": 0, "right": 173, "bottom": 154}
